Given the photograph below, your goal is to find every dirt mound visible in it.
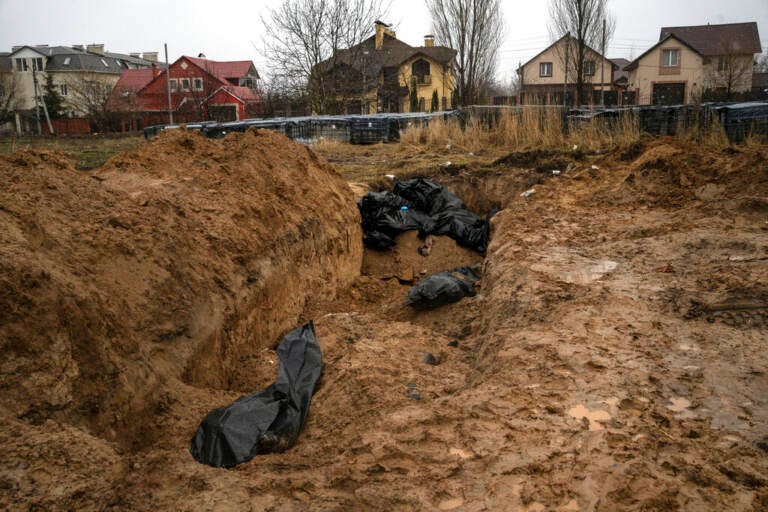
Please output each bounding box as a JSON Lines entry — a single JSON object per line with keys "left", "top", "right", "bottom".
{"left": 581, "top": 138, "right": 768, "bottom": 207}
{"left": 0, "top": 128, "right": 362, "bottom": 509}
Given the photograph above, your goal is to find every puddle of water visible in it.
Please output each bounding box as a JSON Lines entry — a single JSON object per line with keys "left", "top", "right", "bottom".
{"left": 568, "top": 404, "right": 612, "bottom": 430}
{"left": 562, "top": 260, "right": 618, "bottom": 284}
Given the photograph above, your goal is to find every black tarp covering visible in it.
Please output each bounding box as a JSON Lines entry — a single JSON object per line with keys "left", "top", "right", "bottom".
{"left": 358, "top": 178, "right": 491, "bottom": 253}
{"left": 190, "top": 321, "right": 322, "bottom": 468}
{"left": 407, "top": 265, "right": 482, "bottom": 310}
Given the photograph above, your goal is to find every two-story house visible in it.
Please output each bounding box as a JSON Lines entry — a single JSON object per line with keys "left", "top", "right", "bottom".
{"left": 107, "top": 55, "right": 262, "bottom": 128}
{"left": 314, "top": 21, "right": 457, "bottom": 114}
{"left": 624, "top": 22, "right": 762, "bottom": 105}
{"left": 1, "top": 44, "right": 157, "bottom": 133}
{"left": 519, "top": 34, "right": 618, "bottom": 105}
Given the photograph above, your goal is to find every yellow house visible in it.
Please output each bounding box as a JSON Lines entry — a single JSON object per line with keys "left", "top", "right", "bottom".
{"left": 625, "top": 22, "right": 762, "bottom": 104}
{"left": 316, "top": 21, "right": 457, "bottom": 114}
{"left": 519, "top": 35, "right": 618, "bottom": 105}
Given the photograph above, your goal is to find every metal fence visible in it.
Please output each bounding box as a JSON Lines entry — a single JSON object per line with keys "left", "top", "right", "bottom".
{"left": 466, "top": 102, "right": 768, "bottom": 142}
{"left": 143, "top": 102, "right": 768, "bottom": 144}
{"left": 143, "top": 111, "right": 458, "bottom": 144}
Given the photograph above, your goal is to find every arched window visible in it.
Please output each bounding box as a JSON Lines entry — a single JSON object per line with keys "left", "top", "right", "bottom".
{"left": 412, "top": 59, "right": 431, "bottom": 84}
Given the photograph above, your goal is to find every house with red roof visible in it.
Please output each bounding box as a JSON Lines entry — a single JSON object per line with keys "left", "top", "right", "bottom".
{"left": 108, "top": 55, "right": 262, "bottom": 129}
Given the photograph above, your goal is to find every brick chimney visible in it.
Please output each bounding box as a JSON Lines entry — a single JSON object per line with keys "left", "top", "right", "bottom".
{"left": 142, "top": 52, "right": 158, "bottom": 62}
{"left": 424, "top": 35, "right": 435, "bottom": 47}
{"left": 87, "top": 44, "right": 105, "bottom": 55}
{"left": 152, "top": 62, "right": 159, "bottom": 77}
{"left": 374, "top": 20, "right": 395, "bottom": 50}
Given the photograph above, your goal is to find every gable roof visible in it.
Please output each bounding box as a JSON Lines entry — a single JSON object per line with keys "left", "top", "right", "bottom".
{"left": 45, "top": 52, "right": 126, "bottom": 74}
{"left": 113, "top": 68, "right": 157, "bottom": 91}
{"left": 610, "top": 58, "right": 631, "bottom": 82}
{"left": 624, "top": 33, "right": 703, "bottom": 71}
{"left": 520, "top": 34, "right": 614, "bottom": 71}
{"left": 660, "top": 22, "right": 761, "bottom": 56}
{"left": 319, "top": 32, "right": 456, "bottom": 84}
{"left": 185, "top": 57, "right": 259, "bottom": 80}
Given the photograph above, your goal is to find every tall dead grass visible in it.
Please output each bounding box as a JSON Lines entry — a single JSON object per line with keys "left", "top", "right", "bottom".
{"left": 401, "top": 107, "right": 641, "bottom": 153}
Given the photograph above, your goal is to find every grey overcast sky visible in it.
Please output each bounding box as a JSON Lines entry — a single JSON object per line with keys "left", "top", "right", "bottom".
{"left": 1, "top": 0, "right": 766, "bottom": 82}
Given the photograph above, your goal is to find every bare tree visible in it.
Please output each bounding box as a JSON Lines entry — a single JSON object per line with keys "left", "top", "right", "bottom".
{"left": 549, "top": 0, "right": 614, "bottom": 105}
{"left": 704, "top": 39, "right": 755, "bottom": 101}
{"left": 757, "top": 51, "right": 768, "bottom": 73}
{"left": 262, "top": 0, "right": 388, "bottom": 114}
{"left": 63, "top": 75, "right": 115, "bottom": 131}
{"left": 0, "top": 72, "right": 21, "bottom": 126}
{"left": 426, "top": 0, "right": 505, "bottom": 106}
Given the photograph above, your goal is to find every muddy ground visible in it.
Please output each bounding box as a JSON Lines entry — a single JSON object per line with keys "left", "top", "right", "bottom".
{"left": 1, "top": 131, "right": 767, "bottom": 511}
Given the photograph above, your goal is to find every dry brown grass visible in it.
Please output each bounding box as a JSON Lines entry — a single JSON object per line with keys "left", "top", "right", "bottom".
{"left": 400, "top": 107, "right": 642, "bottom": 154}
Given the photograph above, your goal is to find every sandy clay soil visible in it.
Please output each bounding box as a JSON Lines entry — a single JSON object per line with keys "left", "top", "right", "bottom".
{"left": 1, "top": 130, "right": 767, "bottom": 511}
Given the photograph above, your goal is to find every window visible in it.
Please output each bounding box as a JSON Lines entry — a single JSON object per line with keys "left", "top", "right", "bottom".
{"left": 193, "top": 77, "right": 203, "bottom": 91}
{"left": 32, "top": 57, "right": 44, "bottom": 71}
{"left": 584, "top": 60, "right": 595, "bottom": 76}
{"left": 181, "top": 78, "right": 190, "bottom": 91}
{"left": 100, "top": 58, "right": 109, "bottom": 68}
{"left": 412, "top": 59, "right": 431, "bottom": 84}
{"left": 169, "top": 78, "right": 178, "bottom": 92}
{"left": 717, "top": 57, "right": 729, "bottom": 72}
{"left": 16, "top": 58, "right": 28, "bottom": 72}
{"left": 540, "top": 62, "right": 553, "bottom": 77}
{"left": 63, "top": 57, "right": 71, "bottom": 66}
{"left": 662, "top": 49, "right": 679, "bottom": 67}
{"left": 60, "top": 84, "right": 68, "bottom": 96}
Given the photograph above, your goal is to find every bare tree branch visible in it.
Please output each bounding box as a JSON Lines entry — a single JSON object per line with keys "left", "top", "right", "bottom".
{"left": 426, "top": 0, "right": 504, "bottom": 105}
{"left": 548, "top": 0, "right": 614, "bottom": 105}
{"left": 261, "top": 0, "right": 388, "bottom": 114}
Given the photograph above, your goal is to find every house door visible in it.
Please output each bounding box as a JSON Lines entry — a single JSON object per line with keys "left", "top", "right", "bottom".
{"left": 652, "top": 83, "right": 685, "bottom": 105}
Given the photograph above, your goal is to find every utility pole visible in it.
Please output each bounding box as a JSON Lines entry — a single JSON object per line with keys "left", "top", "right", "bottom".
{"left": 32, "top": 69, "right": 54, "bottom": 135}
{"left": 563, "top": 32, "right": 570, "bottom": 107}
{"left": 600, "top": 18, "right": 606, "bottom": 107}
{"left": 165, "top": 43, "right": 173, "bottom": 124}
{"left": 32, "top": 69, "right": 41, "bottom": 135}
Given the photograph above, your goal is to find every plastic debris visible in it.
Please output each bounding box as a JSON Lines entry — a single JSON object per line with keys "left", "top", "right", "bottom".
{"left": 521, "top": 188, "right": 536, "bottom": 197}
{"left": 407, "top": 265, "right": 482, "bottom": 310}
{"left": 358, "top": 178, "right": 494, "bottom": 253}
{"left": 190, "top": 322, "right": 322, "bottom": 468}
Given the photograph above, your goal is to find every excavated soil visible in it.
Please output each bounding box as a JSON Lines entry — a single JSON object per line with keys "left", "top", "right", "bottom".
{"left": 2, "top": 134, "right": 768, "bottom": 511}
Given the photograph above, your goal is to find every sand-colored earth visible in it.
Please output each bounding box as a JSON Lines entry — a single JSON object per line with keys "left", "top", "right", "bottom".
{"left": 1, "top": 131, "right": 767, "bottom": 511}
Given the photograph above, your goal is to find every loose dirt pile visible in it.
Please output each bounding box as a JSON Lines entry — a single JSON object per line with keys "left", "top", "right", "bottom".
{"left": 2, "top": 134, "right": 767, "bottom": 511}
{"left": 0, "top": 129, "right": 362, "bottom": 509}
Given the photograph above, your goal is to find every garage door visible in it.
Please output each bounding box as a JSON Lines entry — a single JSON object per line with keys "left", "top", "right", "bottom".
{"left": 652, "top": 83, "right": 686, "bottom": 105}
{"left": 209, "top": 105, "right": 238, "bottom": 122}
